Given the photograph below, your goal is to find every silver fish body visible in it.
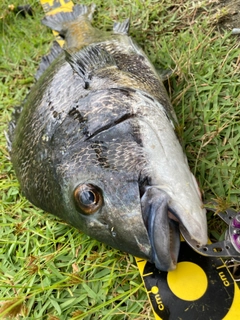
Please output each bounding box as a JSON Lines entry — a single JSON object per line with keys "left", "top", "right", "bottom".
{"left": 8, "top": 4, "right": 208, "bottom": 271}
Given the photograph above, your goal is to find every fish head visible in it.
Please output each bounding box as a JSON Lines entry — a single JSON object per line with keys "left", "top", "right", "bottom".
{"left": 46, "top": 89, "right": 208, "bottom": 272}
{"left": 55, "top": 158, "right": 207, "bottom": 272}
{"left": 48, "top": 93, "right": 207, "bottom": 271}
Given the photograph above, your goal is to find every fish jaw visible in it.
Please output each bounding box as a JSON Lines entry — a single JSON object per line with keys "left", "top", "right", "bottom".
{"left": 141, "top": 187, "right": 180, "bottom": 271}
{"left": 140, "top": 186, "right": 207, "bottom": 271}
{"left": 168, "top": 192, "right": 208, "bottom": 247}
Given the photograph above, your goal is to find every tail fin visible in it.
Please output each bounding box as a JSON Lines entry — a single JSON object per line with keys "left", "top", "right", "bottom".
{"left": 41, "top": 4, "right": 96, "bottom": 34}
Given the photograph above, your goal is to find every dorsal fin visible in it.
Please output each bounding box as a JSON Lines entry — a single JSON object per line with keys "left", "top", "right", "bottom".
{"left": 113, "top": 18, "right": 130, "bottom": 35}
{"left": 65, "top": 45, "right": 117, "bottom": 86}
{"left": 41, "top": 4, "right": 96, "bottom": 33}
{"left": 35, "top": 41, "right": 62, "bottom": 80}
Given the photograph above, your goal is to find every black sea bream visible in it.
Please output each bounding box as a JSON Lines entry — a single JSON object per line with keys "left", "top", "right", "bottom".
{"left": 8, "top": 4, "right": 208, "bottom": 271}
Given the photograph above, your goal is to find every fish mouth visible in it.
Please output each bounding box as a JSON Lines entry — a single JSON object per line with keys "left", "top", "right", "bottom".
{"left": 141, "top": 186, "right": 207, "bottom": 271}
{"left": 141, "top": 187, "right": 181, "bottom": 271}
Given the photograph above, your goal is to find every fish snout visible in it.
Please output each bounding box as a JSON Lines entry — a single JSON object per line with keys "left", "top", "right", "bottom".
{"left": 169, "top": 202, "right": 208, "bottom": 247}
{"left": 141, "top": 186, "right": 208, "bottom": 271}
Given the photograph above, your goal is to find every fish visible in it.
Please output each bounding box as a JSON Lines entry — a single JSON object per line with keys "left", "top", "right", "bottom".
{"left": 8, "top": 4, "right": 208, "bottom": 271}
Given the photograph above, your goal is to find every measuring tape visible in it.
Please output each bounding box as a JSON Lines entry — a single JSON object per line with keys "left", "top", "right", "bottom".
{"left": 136, "top": 207, "right": 240, "bottom": 319}
{"left": 38, "top": 1, "right": 240, "bottom": 318}
{"left": 40, "top": 0, "right": 73, "bottom": 15}
{"left": 136, "top": 241, "right": 240, "bottom": 319}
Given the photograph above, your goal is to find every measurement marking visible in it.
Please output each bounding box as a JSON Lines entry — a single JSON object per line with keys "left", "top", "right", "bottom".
{"left": 143, "top": 272, "right": 153, "bottom": 277}
{"left": 216, "top": 264, "right": 227, "bottom": 270}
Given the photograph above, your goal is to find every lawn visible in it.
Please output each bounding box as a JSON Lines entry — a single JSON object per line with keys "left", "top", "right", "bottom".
{"left": 0, "top": 0, "right": 239, "bottom": 319}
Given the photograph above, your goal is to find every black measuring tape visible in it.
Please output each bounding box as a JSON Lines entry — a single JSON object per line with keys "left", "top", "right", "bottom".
{"left": 136, "top": 241, "right": 240, "bottom": 319}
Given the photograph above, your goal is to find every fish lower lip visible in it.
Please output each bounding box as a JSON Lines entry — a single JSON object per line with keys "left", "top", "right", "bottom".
{"left": 141, "top": 187, "right": 180, "bottom": 271}
{"left": 149, "top": 209, "right": 180, "bottom": 271}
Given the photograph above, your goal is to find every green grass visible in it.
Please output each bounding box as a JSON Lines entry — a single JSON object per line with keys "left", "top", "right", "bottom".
{"left": 0, "top": 0, "right": 239, "bottom": 318}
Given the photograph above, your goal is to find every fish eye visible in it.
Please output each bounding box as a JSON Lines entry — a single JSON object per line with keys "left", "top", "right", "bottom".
{"left": 74, "top": 184, "right": 103, "bottom": 215}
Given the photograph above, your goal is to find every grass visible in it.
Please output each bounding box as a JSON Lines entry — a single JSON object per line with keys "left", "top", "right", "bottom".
{"left": 0, "top": 0, "right": 239, "bottom": 318}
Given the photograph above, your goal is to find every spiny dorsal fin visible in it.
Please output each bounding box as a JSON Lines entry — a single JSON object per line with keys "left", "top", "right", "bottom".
{"left": 113, "top": 18, "right": 130, "bottom": 35}
{"left": 35, "top": 41, "right": 62, "bottom": 80}
{"left": 41, "top": 4, "right": 96, "bottom": 33}
{"left": 65, "top": 45, "right": 117, "bottom": 87}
